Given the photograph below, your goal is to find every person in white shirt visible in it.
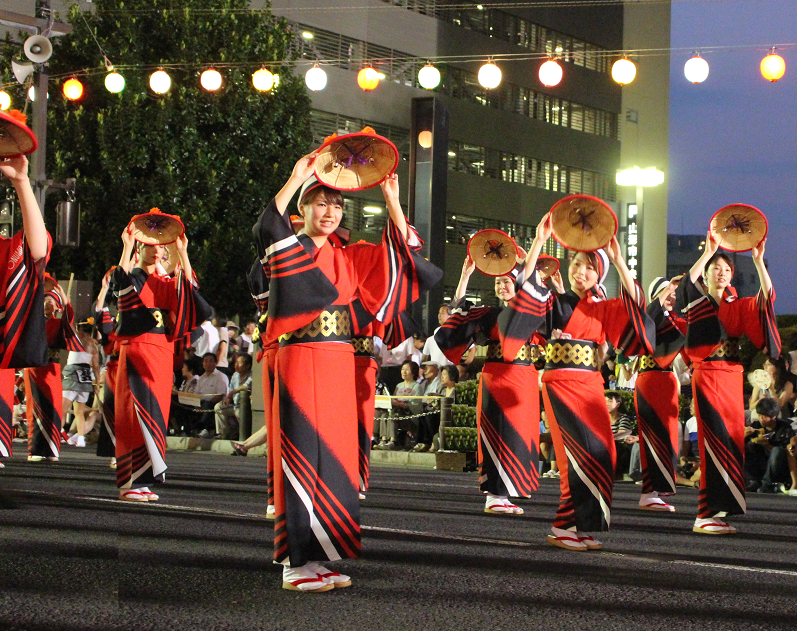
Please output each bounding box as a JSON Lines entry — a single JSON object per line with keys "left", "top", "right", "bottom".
{"left": 214, "top": 354, "right": 253, "bottom": 439}
{"left": 194, "top": 318, "right": 220, "bottom": 358}
{"left": 194, "top": 353, "right": 229, "bottom": 437}
{"left": 422, "top": 305, "right": 455, "bottom": 367}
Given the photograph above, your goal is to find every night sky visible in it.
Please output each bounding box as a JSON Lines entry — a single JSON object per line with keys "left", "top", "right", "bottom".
{"left": 668, "top": 0, "right": 797, "bottom": 313}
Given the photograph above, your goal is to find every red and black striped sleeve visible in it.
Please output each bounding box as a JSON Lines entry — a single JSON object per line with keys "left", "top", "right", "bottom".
{"left": 435, "top": 300, "right": 493, "bottom": 365}
{"left": 605, "top": 283, "right": 655, "bottom": 357}
{"left": 498, "top": 269, "right": 552, "bottom": 360}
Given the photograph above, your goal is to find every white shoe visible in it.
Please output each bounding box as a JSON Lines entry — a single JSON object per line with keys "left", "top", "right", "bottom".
{"left": 266, "top": 504, "right": 276, "bottom": 520}
{"left": 358, "top": 493, "right": 366, "bottom": 500}
{"left": 788, "top": 489, "right": 797, "bottom": 497}
{"left": 67, "top": 434, "right": 78, "bottom": 446}
{"left": 282, "top": 565, "right": 334, "bottom": 592}
{"left": 693, "top": 516, "right": 735, "bottom": 535}
{"left": 306, "top": 561, "right": 351, "bottom": 588}
{"left": 639, "top": 492, "right": 676, "bottom": 512}
{"left": 0, "top": 461, "right": 4, "bottom": 468}
{"left": 75, "top": 435, "right": 86, "bottom": 448}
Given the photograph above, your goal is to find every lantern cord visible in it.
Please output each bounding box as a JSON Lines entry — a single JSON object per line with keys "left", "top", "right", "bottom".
{"left": 78, "top": 11, "right": 113, "bottom": 71}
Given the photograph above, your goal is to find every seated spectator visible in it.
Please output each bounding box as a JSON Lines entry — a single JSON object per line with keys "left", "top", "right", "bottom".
{"left": 214, "top": 353, "right": 253, "bottom": 440}
{"left": 170, "top": 357, "right": 203, "bottom": 436}
{"left": 607, "top": 391, "right": 637, "bottom": 479}
{"left": 745, "top": 398, "right": 797, "bottom": 493}
{"left": 235, "top": 321, "right": 257, "bottom": 356}
{"left": 375, "top": 360, "right": 422, "bottom": 450}
{"left": 414, "top": 364, "right": 458, "bottom": 452}
{"left": 420, "top": 361, "right": 441, "bottom": 395}
{"left": 193, "top": 353, "right": 229, "bottom": 437}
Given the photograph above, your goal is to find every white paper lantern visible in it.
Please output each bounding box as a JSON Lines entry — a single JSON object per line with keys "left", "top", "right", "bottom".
{"left": 478, "top": 62, "right": 502, "bottom": 89}
{"left": 538, "top": 60, "right": 563, "bottom": 87}
{"left": 611, "top": 58, "right": 636, "bottom": 85}
{"left": 305, "top": 65, "right": 327, "bottom": 91}
{"left": 252, "top": 68, "right": 274, "bottom": 91}
{"left": 149, "top": 70, "right": 171, "bottom": 94}
{"left": 104, "top": 72, "right": 126, "bottom": 93}
{"left": 0, "top": 91, "right": 11, "bottom": 110}
{"left": 200, "top": 69, "right": 222, "bottom": 91}
{"left": 684, "top": 55, "right": 709, "bottom": 84}
{"left": 418, "top": 64, "right": 441, "bottom": 90}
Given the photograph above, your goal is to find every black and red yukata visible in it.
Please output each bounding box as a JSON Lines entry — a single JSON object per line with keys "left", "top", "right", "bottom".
{"left": 634, "top": 299, "right": 686, "bottom": 500}
{"left": 95, "top": 301, "right": 118, "bottom": 460}
{"left": 254, "top": 197, "right": 440, "bottom": 567}
{"left": 26, "top": 289, "right": 82, "bottom": 460}
{"left": 500, "top": 272, "right": 653, "bottom": 533}
{"left": 112, "top": 267, "right": 210, "bottom": 490}
{"left": 677, "top": 278, "right": 780, "bottom": 519}
{"left": 437, "top": 301, "right": 543, "bottom": 499}
{"left": 0, "top": 231, "right": 49, "bottom": 459}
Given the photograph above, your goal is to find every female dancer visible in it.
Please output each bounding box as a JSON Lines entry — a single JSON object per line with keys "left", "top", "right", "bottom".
{"left": 500, "top": 214, "right": 654, "bottom": 551}
{"left": 634, "top": 276, "right": 685, "bottom": 512}
{"left": 0, "top": 154, "right": 49, "bottom": 462}
{"left": 254, "top": 153, "right": 439, "bottom": 592}
{"left": 679, "top": 232, "right": 779, "bottom": 534}
{"left": 95, "top": 268, "right": 119, "bottom": 468}
{"left": 62, "top": 320, "right": 102, "bottom": 447}
{"left": 436, "top": 255, "right": 545, "bottom": 515}
{"left": 113, "top": 225, "right": 210, "bottom": 501}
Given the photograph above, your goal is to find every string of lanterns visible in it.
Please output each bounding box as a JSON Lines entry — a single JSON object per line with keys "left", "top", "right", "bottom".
{"left": 0, "top": 47, "right": 789, "bottom": 109}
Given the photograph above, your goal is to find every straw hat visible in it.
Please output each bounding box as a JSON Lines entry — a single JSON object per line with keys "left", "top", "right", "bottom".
{"left": 536, "top": 253, "right": 560, "bottom": 280}
{"left": 709, "top": 204, "right": 767, "bottom": 253}
{"left": 0, "top": 109, "right": 37, "bottom": 158}
{"left": 313, "top": 127, "right": 399, "bottom": 191}
{"left": 467, "top": 229, "right": 521, "bottom": 277}
{"left": 128, "top": 208, "right": 185, "bottom": 245}
{"left": 549, "top": 195, "right": 617, "bottom": 252}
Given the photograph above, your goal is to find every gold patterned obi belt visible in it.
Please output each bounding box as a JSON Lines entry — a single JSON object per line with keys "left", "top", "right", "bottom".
{"left": 485, "top": 340, "right": 537, "bottom": 366}
{"left": 706, "top": 338, "right": 740, "bottom": 363}
{"left": 545, "top": 339, "right": 599, "bottom": 372}
{"left": 279, "top": 307, "right": 352, "bottom": 347}
{"left": 351, "top": 335, "right": 376, "bottom": 358}
{"left": 638, "top": 355, "right": 667, "bottom": 373}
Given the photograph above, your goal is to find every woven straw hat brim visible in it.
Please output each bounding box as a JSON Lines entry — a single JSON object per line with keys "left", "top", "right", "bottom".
{"left": 710, "top": 204, "right": 767, "bottom": 252}
{"left": 314, "top": 133, "right": 399, "bottom": 191}
{"left": 129, "top": 211, "right": 185, "bottom": 245}
{"left": 550, "top": 195, "right": 617, "bottom": 252}
{"left": 468, "top": 229, "right": 520, "bottom": 277}
{"left": 536, "top": 255, "right": 560, "bottom": 280}
{"left": 0, "top": 112, "right": 37, "bottom": 157}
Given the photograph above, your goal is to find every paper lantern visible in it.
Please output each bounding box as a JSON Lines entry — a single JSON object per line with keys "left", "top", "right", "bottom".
{"left": 63, "top": 78, "right": 84, "bottom": 101}
{"left": 418, "top": 131, "right": 433, "bottom": 149}
{"left": 761, "top": 52, "right": 786, "bottom": 82}
{"left": 611, "top": 58, "right": 636, "bottom": 85}
{"left": 357, "top": 67, "right": 380, "bottom": 91}
{"left": 539, "top": 60, "right": 563, "bottom": 87}
{"left": 252, "top": 68, "right": 274, "bottom": 91}
{"left": 684, "top": 55, "right": 709, "bottom": 84}
{"left": 149, "top": 70, "right": 171, "bottom": 94}
{"left": 478, "top": 62, "right": 501, "bottom": 89}
{"left": 104, "top": 72, "right": 126, "bottom": 93}
{"left": 0, "top": 91, "right": 10, "bottom": 110}
{"left": 305, "top": 65, "right": 327, "bottom": 91}
{"left": 200, "top": 69, "right": 222, "bottom": 91}
{"left": 418, "top": 64, "right": 441, "bottom": 89}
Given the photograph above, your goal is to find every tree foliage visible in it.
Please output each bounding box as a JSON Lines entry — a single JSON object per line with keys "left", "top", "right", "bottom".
{"left": 6, "top": 0, "right": 311, "bottom": 318}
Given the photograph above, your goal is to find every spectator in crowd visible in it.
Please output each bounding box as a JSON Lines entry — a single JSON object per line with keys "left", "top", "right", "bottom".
{"left": 749, "top": 353, "right": 795, "bottom": 420}
{"left": 375, "top": 360, "right": 422, "bottom": 450}
{"left": 193, "top": 353, "right": 229, "bottom": 437}
{"left": 214, "top": 353, "right": 253, "bottom": 440}
{"left": 601, "top": 349, "right": 617, "bottom": 390}
{"left": 170, "top": 357, "right": 203, "bottom": 436}
{"left": 235, "top": 321, "right": 257, "bottom": 356}
{"left": 672, "top": 354, "right": 693, "bottom": 398}
{"left": 615, "top": 355, "right": 639, "bottom": 391}
{"left": 213, "top": 315, "right": 231, "bottom": 377}
{"left": 607, "top": 391, "right": 637, "bottom": 478}
{"left": 414, "top": 364, "right": 459, "bottom": 452}
{"left": 745, "top": 398, "right": 797, "bottom": 494}
{"left": 194, "top": 313, "right": 219, "bottom": 359}
{"left": 456, "top": 363, "right": 471, "bottom": 383}
{"left": 540, "top": 410, "right": 559, "bottom": 478}
{"left": 422, "top": 304, "right": 456, "bottom": 366}
{"left": 420, "top": 361, "right": 441, "bottom": 395}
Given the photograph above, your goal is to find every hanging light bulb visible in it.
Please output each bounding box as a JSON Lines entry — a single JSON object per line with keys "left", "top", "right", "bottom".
{"left": 761, "top": 49, "right": 786, "bottom": 82}
{"left": 357, "top": 66, "right": 380, "bottom": 91}
{"left": 477, "top": 61, "right": 501, "bottom": 89}
{"left": 611, "top": 58, "right": 636, "bottom": 85}
{"left": 200, "top": 68, "right": 223, "bottom": 91}
{"left": 0, "top": 91, "right": 10, "bottom": 110}
{"left": 149, "top": 70, "right": 171, "bottom": 94}
{"left": 104, "top": 72, "right": 126, "bottom": 93}
{"left": 305, "top": 65, "right": 327, "bottom": 91}
{"left": 684, "top": 54, "right": 709, "bottom": 84}
{"left": 252, "top": 67, "right": 274, "bottom": 91}
{"left": 63, "top": 77, "right": 84, "bottom": 101}
{"left": 538, "top": 59, "right": 563, "bottom": 87}
{"left": 418, "top": 63, "right": 441, "bottom": 90}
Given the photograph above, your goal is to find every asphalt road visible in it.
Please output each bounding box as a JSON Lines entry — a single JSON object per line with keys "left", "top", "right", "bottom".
{"left": 1, "top": 446, "right": 796, "bottom": 631}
